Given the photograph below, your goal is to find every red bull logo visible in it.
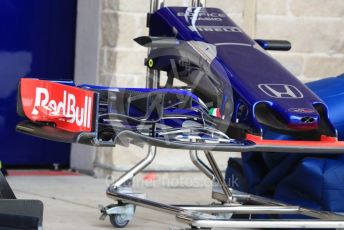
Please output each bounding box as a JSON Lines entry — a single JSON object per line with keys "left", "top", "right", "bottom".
{"left": 20, "top": 78, "right": 94, "bottom": 132}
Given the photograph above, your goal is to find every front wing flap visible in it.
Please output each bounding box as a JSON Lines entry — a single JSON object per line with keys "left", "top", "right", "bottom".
{"left": 16, "top": 120, "right": 344, "bottom": 153}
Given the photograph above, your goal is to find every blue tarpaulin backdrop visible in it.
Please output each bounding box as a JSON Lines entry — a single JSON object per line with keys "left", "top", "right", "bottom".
{"left": 0, "top": 0, "right": 76, "bottom": 166}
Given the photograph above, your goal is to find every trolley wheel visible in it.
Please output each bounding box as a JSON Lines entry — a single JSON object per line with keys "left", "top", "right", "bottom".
{"left": 109, "top": 214, "right": 130, "bottom": 228}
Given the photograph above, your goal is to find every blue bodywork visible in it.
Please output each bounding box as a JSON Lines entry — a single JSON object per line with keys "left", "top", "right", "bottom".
{"left": 147, "top": 7, "right": 337, "bottom": 138}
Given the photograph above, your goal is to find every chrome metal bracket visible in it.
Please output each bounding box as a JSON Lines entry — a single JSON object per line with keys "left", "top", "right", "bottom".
{"left": 204, "top": 151, "right": 233, "bottom": 203}
{"left": 192, "top": 0, "right": 206, "bottom": 7}
{"left": 189, "top": 150, "right": 214, "bottom": 180}
{"left": 109, "top": 146, "right": 156, "bottom": 190}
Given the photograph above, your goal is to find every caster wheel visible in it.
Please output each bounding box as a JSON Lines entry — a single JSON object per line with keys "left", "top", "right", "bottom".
{"left": 109, "top": 214, "right": 130, "bottom": 228}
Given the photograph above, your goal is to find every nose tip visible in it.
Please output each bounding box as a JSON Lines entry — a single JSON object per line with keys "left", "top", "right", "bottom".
{"left": 287, "top": 113, "right": 319, "bottom": 130}
{"left": 301, "top": 116, "right": 316, "bottom": 124}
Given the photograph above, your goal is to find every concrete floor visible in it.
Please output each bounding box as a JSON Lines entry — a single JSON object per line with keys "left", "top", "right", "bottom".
{"left": 6, "top": 173, "right": 218, "bottom": 230}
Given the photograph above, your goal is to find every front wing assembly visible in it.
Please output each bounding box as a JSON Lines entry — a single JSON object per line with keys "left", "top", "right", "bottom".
{"left": 16, "top": 79, "right": 344, "bottom": 154}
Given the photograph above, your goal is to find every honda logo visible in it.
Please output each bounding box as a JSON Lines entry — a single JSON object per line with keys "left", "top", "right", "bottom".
{"left": 258, "top": 84, "right": 304, "bottom": 99}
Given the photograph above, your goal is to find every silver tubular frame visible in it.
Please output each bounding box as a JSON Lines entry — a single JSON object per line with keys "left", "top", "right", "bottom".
{"left": 150, "top": 0, "right": 164, "bottom": 13}
{"left": 204, "top": 151, "right": 233, "bottom": 202}
{"left": 189, "top": 150, "right": 214, "bottom": 180}
{"left": 109, "top": 146, "right": 156, "bottom": 189}
{"left": 106, "top": 148, "right": 344, "bottom": 229}
{"left": 104, "top": 0, "right": 344, "bottom": 228}
{"left": 190, "top": 220, "right": 344, "bottom": 229}
{"left": 175, "top": 205, "right": 302, "bottom": 214}
{"left": 192, "top": 0, "right": 206, "bottom": 7}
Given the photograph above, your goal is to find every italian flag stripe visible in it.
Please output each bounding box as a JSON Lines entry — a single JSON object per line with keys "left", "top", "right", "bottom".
{"left": 209, "top": 108, "right": 222, "bottom": 118}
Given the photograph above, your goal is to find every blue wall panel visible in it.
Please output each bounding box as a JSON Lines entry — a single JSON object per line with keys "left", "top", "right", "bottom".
{"left": 0, "top": 0, "right": 77, "bottom": 165}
